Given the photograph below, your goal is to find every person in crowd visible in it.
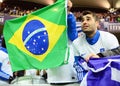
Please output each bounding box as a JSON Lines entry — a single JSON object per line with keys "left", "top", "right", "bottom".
{"left": 72, "top": 10, "right": 119, "bottom": 82}
{"left": 0, "top": 36, "right": 14, "bottom": 84}
{"left": 46, "top": 0, "right": 79, "bottom": 85}
{"left": 0, "top": 47, "right": 14, "bottom": 84}
{"left": 1, "top": 35, "right": 6, "bottom": 48}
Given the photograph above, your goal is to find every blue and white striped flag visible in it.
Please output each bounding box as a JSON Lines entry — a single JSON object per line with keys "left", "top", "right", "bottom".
{"left": 80, "top": 55, "right": 120, "bottom": 86}
{"left": 0, "top": 47, "right": 13, "bottom": 81}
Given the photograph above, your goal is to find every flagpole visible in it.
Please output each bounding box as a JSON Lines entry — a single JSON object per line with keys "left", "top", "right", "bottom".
{"left": 30, "top": 71, "right": 34, "bottom": 84}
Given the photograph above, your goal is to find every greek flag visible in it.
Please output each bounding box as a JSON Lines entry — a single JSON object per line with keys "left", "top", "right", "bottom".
{"left": 0, "top": 47, "right": 13, "bottom": 81}
{"left": 80, "top": 55, "right": 120, "bottom": 86}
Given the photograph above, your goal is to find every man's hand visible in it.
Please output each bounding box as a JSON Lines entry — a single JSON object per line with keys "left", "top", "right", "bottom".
{"left": 85, "top": 53, "right": 100, "bottom": 62}
{"left": 67, "top": 0, "right": 72, "bottom": 13}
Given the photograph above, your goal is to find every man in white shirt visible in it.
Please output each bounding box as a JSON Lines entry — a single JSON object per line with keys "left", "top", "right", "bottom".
{"left": 72, "top": 10, "right": 119, "bottom": 82}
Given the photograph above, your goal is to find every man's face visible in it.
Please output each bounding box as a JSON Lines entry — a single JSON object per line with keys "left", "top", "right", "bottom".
{"left": 81, "top": 14, "right": 99, "bottom": 35}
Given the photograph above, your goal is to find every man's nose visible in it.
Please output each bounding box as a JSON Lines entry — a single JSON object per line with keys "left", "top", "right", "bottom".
{"left": 82, "top": 20, "right": 87, "bottom": 25}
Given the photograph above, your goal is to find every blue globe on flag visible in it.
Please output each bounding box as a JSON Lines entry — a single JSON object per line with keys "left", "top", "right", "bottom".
{"left": 22, "top": 20, "right": 49, "bottom": 55}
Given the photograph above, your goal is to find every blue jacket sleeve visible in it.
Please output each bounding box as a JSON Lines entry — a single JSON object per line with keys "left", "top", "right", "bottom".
{"left": 67, "top": 13, "right": 78, "bottom": 41}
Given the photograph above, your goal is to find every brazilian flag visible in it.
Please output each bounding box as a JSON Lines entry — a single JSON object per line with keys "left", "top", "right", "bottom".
{"left": 3, "top": 0, "right": 68, "bottom": 72}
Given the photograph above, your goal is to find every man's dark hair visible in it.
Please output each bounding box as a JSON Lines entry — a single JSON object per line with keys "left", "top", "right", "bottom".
{"left": 82, "top": 10, "right": 99, "bottom": 21}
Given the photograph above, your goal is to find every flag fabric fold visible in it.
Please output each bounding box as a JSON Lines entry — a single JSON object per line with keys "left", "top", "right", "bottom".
{"left": 3, "top": 0, "right": 68, "bottom": 72}
{"left": 80, "top": 55, "right": 120, "bottom": 86}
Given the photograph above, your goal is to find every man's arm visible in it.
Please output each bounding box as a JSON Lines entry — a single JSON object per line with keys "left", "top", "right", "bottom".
{"left": 85, "top": 46, "right": 120, "bottom": 62}
{"left": 67, "top": 13, "right": 78, "bottom": 41}
{"left": 97, "top": 46, "right": 120, "bottom": 57}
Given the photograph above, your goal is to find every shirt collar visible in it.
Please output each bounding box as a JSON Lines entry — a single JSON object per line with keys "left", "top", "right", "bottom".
{"left": 86, "top": 30, "right": 100, "bottom": 45}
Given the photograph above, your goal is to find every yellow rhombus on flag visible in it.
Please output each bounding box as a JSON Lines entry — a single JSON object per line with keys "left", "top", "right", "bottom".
{"left": 3, "top": 0, "right": 68, "bottom": 72}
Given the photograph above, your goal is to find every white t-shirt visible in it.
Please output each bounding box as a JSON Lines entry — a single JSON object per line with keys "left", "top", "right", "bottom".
{"left": 47, "top": 41, "right": 78, "bottom": 83}
{"left": 73, "top": 30, "right": 119, "bottom": 59}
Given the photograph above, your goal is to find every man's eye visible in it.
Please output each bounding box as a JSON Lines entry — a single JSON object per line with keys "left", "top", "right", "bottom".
{"left": 87, "top": 19, "right": 90, "bottom": 21}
